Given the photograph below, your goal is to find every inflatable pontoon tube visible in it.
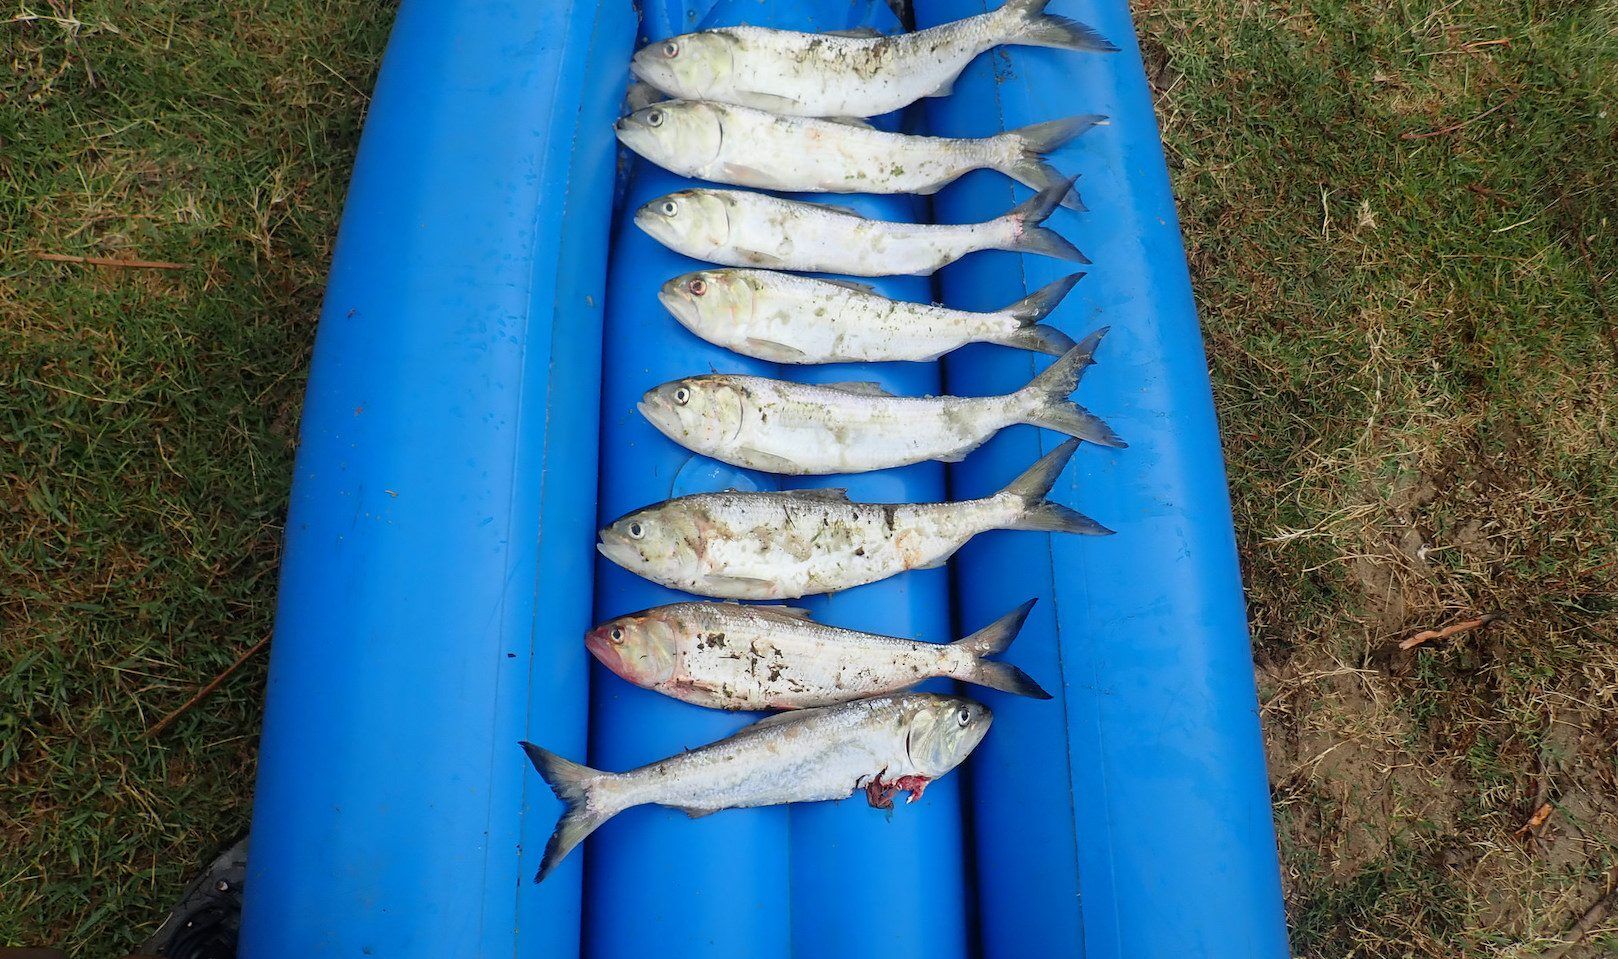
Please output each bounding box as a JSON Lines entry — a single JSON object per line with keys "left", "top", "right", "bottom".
{"left": 919, "top": 0, "right": 1291, "bottom": 956}
{"left": 239, "top": 2, "right": 631, "bottom": 955}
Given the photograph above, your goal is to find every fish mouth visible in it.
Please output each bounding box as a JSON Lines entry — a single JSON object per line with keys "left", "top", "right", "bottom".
{"left": 596, "top": 535, "right": 638, "bottom": 571}
{"left": 636, "top": 398, "right": 679, "bottom": 437}
{"left": 656, "top": 288, "right": 690, "bottom": 324}
{"left": 584, "top": 628, "right": 627, "bottom": 677}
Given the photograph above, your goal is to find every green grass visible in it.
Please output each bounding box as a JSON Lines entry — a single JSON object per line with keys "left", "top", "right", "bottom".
{"left": 1, "top": 2, "right": 393, "bottom": 953}
{"left": 2, "top": 0, "right": 1615, "bottom": 955}
{"left": 1138, "top": 0, "right": 1618, "bottom": 953}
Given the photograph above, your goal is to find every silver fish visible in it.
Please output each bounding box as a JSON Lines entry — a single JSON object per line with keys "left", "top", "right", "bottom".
{"left": 588, "top": 599, "right": 1048, "bottom": 709}
{"left": 639, "top": 333, "right": 1123, "bottom": 475}
{"left": 596, "top": 438, "right": 1107, "bottom": 599}
{"left": 634, "top": 181, "right": 1084, "bottom": 276}
{"left": 522, "top": 692, "right": 993, "bottom": 880}
{"left": 661, "top": 269, "right": 1081, "bottom": 363}
{"left": 629, "top": 0, "right": 1116, "bottom": 119}
{"left": 615, "top": 99, "right": 1101, "bottom": 210}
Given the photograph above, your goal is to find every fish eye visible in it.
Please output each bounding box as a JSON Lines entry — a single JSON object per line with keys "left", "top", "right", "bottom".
{"left": 956, "top": 706, "right": 971, "bottom": 727}
{"left": 646, "top": 109, "right": 662, "bottom": 127}
{"left": 688, "top": 278, "right": 707, "bottom": 296}
{"left": 660, "top": 200, "right": 678, "bottom": 216}
{"left": 627, "top": 522, "right": 645, "bottom": 539}
{"left": 674, "top": 387, "right": 690, "bottom": 405}
{"left": 610, "top": 627, "right": 624, "bottom": 643}
{"left": 662, "top": 41, "right": 679, "bottom": 58}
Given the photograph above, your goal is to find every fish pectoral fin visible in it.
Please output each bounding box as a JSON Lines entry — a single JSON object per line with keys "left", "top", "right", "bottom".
{"left": 674, "top": 804, "right": 722, "bottom": 819}
{"left": 823, "top": 381, "right": 895, "bottom": 398}
{"left": 736, "top": 90, "right": 806, "bottom": 113}
{"left": 817, "top": 278, "right": 879, "bottom": 295}
{"left": 784, "top": 487, "right": 851, "bottom": 503}
{"left": 738, "top": 248, "right": 792, "bottom": 268}
{"left": 917, "top": 553, "right": 951, "bottom": 570}
{"left": 822, "top": 27, "right": 884, "bottom": 39}
{"left": 743, "top": 336, "right": 808, "bottom": 360}
{"left": 719, "top": 161, "right": 776, "bottom": 185}
{"left": 706, "top": 572, "right": 777, "bottom": 594}
{"left": 738, "top": 446, "right": 803, "bottom": 474}
{"left": 821, "top": 115, "right": 875, "bottom": 129}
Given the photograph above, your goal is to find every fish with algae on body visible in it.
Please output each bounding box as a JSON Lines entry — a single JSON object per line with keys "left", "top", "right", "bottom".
{"left": 629, "top": 0, "right": 1117, "bottom": 119}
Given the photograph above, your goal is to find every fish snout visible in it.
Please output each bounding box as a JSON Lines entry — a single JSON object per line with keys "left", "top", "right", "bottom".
{"left": 596, "top": 532, "right": 639, "bottom": 571}
{"left": 584, "top": 625, "right": 626, "bottom": 676}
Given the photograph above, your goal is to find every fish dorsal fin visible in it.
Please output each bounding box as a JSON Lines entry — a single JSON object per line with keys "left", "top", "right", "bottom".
{"left": 822, "top": 27, "right": 884, "bottom": 39}
{"left": 783, "top": 487, "right": 851, "bottom": 503}
{"left": 820, "top": 116, "right": 875, "bottom": 129}
{"left": 744, "top": 704, "right": 839, "bottom": 733}
{"left": 794, "top": 199, "right": 864, "bottom": 218}
{"left": 748, "top": 605, "right": 816, "bottom": 624}
{"left": 823, "top": 381, "right": 895, "bottom": 397}
{"left": 818, "top": 278, "right": 879, "bottom": 295}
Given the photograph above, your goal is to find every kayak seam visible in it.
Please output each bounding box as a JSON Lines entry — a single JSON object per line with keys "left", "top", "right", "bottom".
{"left": 506, "top": 2, "right": 588, "bottom": 952}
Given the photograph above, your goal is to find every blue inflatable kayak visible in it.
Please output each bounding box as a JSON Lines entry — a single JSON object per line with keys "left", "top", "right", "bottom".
{"left": 240, "top": 1, "right": 1289, "bottom": 956}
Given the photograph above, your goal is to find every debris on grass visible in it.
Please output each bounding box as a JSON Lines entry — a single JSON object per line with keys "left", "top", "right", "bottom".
{"left": 1512, "top": 802, "right": 1553, "bottom": 838}
{"left": 1398, "top": 611, "right": 1508, "bottom": 651}
{"left": 35, "top": 252, "right": 189, "bottom": 269}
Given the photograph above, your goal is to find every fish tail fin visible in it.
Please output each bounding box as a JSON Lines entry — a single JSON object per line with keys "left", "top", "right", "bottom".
{"left": 985, "top": 273, "right": 1083, "bottom": 355}
{"left": 1016, "top": 329, "right": 1126, "bottom": 448}
{"left": 999, "top": 438, "right": 1113, "bottom": 535}
{"left": 949, "top": 599, "right": 1052, "bottom": 699}
{"left": 1002, "top": 0, "right": 1120, "bottom": 53}
{"left": 1000, "top": 180, "right": 1090, "bottom": 264}
{"left": 998, "top": 115, "right": 1106, "bottom": 210}
{"left": 521, "top": 741, "right": 616, "bottom": 883}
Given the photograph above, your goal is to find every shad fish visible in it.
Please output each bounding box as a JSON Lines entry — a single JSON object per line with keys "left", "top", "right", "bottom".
{"left": 589, "top": 599, "right": 1049, "bottom": 709}
{"left": 616, "top": 99, "right": 1102, "bottom": 209}
{"left": 635, "top": 181, "right": 1084, "bottom": 277}
{"left": 596, "top": 438, "right": 1106, "bottom": 599}
{"left": 639, "top": 330, "right": 1123, "bottom": 475}
{"left": 630, "top": 0, "right": 1116, "bottom": 119}
{"left": 661, "top": 268, "right": 1083, "bottom": 363}
{"left": 522, "top": 693, "right": 992, "bottom": 881}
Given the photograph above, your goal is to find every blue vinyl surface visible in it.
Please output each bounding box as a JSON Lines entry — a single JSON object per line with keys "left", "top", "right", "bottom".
{"left": 241, "top": 0, "right": 1289, "bottom": 955}
{"left": 590, "top": 7, "right": 972, "bottom": 958}
{"left": 238, "top": 1, "right": 631, "bottom": 955}
{"left": 917, "top": 1, "right": 1291, "bottom": 957}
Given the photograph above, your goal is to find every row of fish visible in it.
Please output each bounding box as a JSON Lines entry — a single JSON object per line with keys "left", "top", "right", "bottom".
{"left": 523, "top": 0, "right": 1120, "bottom": 882}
